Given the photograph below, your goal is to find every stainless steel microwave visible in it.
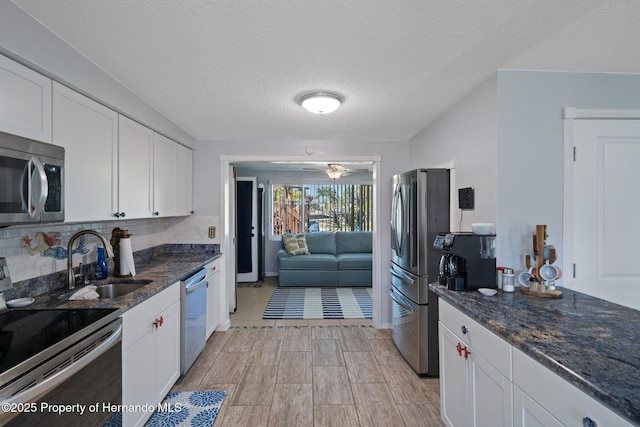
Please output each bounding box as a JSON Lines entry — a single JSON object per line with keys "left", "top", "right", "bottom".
{"left": 0, "top": 131, "right": 64, "bottom": 226}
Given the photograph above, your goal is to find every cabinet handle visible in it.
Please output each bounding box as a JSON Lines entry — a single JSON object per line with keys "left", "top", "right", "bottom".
{"left": 582, "top": 417, "right": 597, "bottom": 427}
{"left": 154, "top": 211, "right": 160, "bottom": 216}
{"left": 456, "top": 342, "right": 470, "bottom": 359}
{"left": 153, "top": 316, "right": 165, "bottom": 328}
{"left": 461, "top": 325, "right": 468, "bottom": 335}
{"left": 206, "top": 281, "right": 209, "bottom": 288}
{"left": 121, "top": 212, "right": 126, "bottom": 218}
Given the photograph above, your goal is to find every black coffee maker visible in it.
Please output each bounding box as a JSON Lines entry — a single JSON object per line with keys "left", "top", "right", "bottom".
{"left": 434, "top": 232, "right": 497, "bottom": 291}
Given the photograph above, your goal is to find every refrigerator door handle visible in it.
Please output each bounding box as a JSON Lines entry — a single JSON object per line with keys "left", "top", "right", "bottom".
{"left": 390, "top": 188, "right": 397, "bottom": 251}
{"left": 389, "top": 265, "right": 416, "bottom": 285}
{"left": 389, "top": 287, "right": 417, "bottom": 314}
{"left": 391, "top": 183, "right": 404, "bottom": 254}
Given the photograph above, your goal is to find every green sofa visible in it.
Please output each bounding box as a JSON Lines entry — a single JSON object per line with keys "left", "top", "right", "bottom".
{"left": 277, "top": 231, "right": 372, "bottom": 287}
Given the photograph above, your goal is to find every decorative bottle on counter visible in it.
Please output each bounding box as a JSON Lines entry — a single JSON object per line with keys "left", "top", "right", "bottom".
{"left": 95, "top": 247, "right": 108, "bottom": 280}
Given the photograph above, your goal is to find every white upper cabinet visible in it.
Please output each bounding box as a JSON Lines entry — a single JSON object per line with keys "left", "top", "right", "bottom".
{"left": 53, "top": 82, "right": 118, "bottom": 222}
{"left": 152, "top": 132, "right": 177, "bottom": 218}
{"left": 118, "top": 116, "right": 154, "bottom": 219}
{"left": 0, "top": 54, "right": 52, "bottom": 143}
{"left": 53, "top": 83, "right": 190, "bottom": 222}
{"left": 176, "top": 143, "right": 193, "bottom": 216}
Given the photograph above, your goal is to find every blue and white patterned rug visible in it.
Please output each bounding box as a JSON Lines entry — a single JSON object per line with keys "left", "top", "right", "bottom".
{"left": 104, "top": 390, "right": 226, "bottom": 427}
{"left": 263, "top": 287, "right": 372, "bottom": 319}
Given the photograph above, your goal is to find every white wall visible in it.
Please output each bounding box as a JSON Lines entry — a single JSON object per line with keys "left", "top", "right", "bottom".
{"left": 410, "top": 69, "right": 640, "bottom": 301}
{"left": 409, "top": 74, "right": 498, "bottom": 233}
{"left": 0, "top": 2, "right": 195, "bottom": 148}
{"left": 496, "top": 69, "right": 640, "bottom": 284}
{"left": 194, "top": 139, "right": 409, "bottom": 325}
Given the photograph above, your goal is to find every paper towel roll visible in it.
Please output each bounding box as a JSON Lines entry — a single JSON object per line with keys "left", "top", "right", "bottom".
{"left": 119, "top": 237, "right": 136, "bottom": 277}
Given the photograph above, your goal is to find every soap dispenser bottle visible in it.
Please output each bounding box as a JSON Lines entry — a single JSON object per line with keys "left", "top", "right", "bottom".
{"left": 95, "top": 247, "right": 108, "bottom": 280}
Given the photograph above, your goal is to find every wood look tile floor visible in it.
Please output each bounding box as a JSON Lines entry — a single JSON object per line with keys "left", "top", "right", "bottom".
{"left": 172, "top": 277, "right": 444, "bottom": 426}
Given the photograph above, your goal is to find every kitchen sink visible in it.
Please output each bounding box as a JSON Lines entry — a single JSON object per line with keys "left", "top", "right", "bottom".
{"left": 96, "top": 279, "right": 153, "bottom": 299}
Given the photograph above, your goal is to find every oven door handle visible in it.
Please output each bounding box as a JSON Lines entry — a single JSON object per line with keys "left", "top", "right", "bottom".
{"left": 3, "top": 323, "right": 122, "bottom": 406}
{"left": 389, "top": 287, "right": 417, "bottom": 314}
{"left": 389, "top": 265, "right": 416, "bottom": 285}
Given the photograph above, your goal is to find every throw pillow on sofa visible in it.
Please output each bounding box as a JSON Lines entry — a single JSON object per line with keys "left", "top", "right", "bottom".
{"left": 282, "top": 233, "right": 310, "bottom": 256}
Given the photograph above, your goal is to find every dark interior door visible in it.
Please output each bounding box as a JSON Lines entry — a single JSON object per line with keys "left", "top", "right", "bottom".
{"left": 257, "top": 187, "right": 264, "bottom": 281}
{"left": 236, "top": 180, "right": 254, "bottom": 274}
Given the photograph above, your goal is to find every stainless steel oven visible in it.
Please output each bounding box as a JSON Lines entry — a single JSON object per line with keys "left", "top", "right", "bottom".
{"left": 0, "top": 131, "right": 64, "bottom": 226}
{"left": 0, "top": 308, "right": 122, "bottom": 426}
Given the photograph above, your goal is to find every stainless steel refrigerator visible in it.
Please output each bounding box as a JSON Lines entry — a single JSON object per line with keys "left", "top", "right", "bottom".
{"left": 390, "top": 168, "right": 450, "bottom": 375}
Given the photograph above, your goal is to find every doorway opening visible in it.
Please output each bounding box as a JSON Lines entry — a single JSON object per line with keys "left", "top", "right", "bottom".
{"left": 220, "top": 155, "right": 382, "bottom": 327}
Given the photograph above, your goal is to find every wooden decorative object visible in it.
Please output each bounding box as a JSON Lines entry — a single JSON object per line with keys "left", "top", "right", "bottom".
{"left": 520, "top": 286, "right": 563, "bottom": 299}
{"left": 522, "top": 224, "right": 562, "bottom": 299}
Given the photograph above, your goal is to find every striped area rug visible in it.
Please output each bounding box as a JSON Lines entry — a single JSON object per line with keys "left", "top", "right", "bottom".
{"left": 263, "top": 287, "right": 373, "bottom": 319}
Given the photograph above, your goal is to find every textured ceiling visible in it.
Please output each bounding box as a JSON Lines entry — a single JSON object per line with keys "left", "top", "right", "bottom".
{"left": 13, "top": 0, "right": 640, "bottom": 141}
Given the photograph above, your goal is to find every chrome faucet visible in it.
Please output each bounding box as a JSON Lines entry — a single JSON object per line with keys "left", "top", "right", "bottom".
{"left": 66, "top": 230, "right": 114, "bottom": 290}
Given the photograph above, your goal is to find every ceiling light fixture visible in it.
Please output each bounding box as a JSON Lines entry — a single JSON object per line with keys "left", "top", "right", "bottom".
{"left": 299, "top": 92, "right": 343, "bottom": 114}
{"left": 326, "top": 169, "right": 343, "bottom": 180}
{"left": 325, "top": 163, "right": 348, "bottom": 180}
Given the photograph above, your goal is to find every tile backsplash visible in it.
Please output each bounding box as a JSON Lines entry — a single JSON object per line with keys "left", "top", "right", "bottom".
{"left": 0, "top": 215, "right": 220, "bottom": 283}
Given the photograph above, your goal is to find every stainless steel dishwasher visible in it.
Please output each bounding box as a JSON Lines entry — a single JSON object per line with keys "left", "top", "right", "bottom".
{"left": 180, "top": 269, "right": 207, "bottom": 375}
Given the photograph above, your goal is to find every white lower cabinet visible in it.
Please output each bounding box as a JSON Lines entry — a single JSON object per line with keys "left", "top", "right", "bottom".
{"left": 440, "top": 323, "right": 471, "bottom": 427}
{"left": 122, "top": 283, "right": 181, "bottom": 427}
{"left": 469, "top": 346, "right": 513, "bottom": 426}
{"left": 513, "top": 347, "right": 633, "bottom": 427}
{"left": 440, "top": 299, "right": 633, "bottom": 427}
{"left": 439, "top": 300, "right": 512, "bottom": 427}
{"left": 513, "top": 385, "right": 563, "bottom": 427}
{"left": 205, "top": 257, "right": 221, "bottom": 338}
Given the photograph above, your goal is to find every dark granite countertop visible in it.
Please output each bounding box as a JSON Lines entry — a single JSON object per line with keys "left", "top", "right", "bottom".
{"left": 430, "top": 284, "right": 640, "bottom": 424}
{"left": 25, "top": 251, "right": 221, "bottom": 313}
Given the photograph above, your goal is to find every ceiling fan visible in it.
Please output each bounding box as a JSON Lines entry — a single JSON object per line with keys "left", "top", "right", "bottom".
{"left": 303, "top": 163, "right": 369, "bottom": 179}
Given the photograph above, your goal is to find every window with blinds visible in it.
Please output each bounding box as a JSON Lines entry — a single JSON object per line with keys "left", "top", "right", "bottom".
{"left": 272, "top": 183, "right": 373, "bottom": 237}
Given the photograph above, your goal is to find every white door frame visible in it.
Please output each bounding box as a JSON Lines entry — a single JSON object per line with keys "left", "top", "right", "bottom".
{"left": 223, "top": 165, "right": 236, "bottom": 313}
{"left": 562, "top": 107, "right": 640, "bottom": 286}
{"left": 220, "top": 154, "right": 383, "bottom": 328}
